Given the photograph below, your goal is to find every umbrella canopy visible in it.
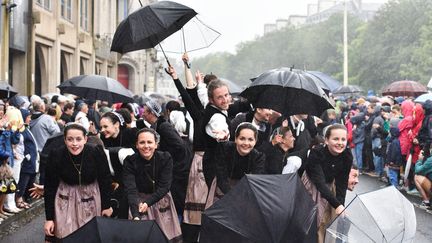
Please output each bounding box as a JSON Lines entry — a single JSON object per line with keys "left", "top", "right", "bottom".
{"left": 57, "top": 75, "right": 134, "bottom": 104}
{"left": 382, "top": 80, "right": 427, "bottom": 97}
{"left": 0, "top": 81, "right": 18, "bottom": 99}
{"left": 325, "top": 186, "right": 416, "bottom": 243}
{"left": 332, "top": 85, "right": 363, "bottom": 96}
{"left": 306, "top": 71, "right": 342, "bottom": 92}
{"left": 219, "top": 78, "right": 243, "bottom": 95}
{"left": 200, "top": 174, "right": 317, "bottom": 243}
{"left": 62, "top": 217, "right": 168, "bottom": 243}
{"left": 155, "top": 16, "right": 220, "bottom": 54}
{"left": 110, "top": 1, "right": 197, "bottom": 54}
{"left": 414, "top": 92, "right": 432, "bottom": 103}
{"left": 240, "top": 67, "right": 334, "bottom": 117}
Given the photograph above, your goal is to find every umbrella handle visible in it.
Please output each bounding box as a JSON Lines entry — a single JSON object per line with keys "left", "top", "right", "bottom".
{"left": 158, "top": 44, "right": 171, "bottom": 67}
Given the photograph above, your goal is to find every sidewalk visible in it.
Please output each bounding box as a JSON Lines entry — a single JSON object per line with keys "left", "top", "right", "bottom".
{"left": 0, "top": 199, "right": 44, "bottom": 240}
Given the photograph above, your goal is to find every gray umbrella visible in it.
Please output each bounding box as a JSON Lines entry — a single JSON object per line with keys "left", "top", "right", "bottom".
{"left": 219, "top": 78, "right": 243, "bottom": 95}
{"left": 57, "top": 75, "right": 134, "bottom": 104}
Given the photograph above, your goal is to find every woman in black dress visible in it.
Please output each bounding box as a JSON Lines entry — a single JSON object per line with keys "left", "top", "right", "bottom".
{"left": 123, "top": 128, "right": 182, "bottom": 242}
{"left": 44, "top": 123, "right": 112, "bottom": 241}
{"left": 99, "top": 111, "right": 137, "bottom": 218}
{"left": 208, "top": 122, "right": 265, "bottom": 204}
{"left": 304, "top": 123, "right": 353, "bottom": 243}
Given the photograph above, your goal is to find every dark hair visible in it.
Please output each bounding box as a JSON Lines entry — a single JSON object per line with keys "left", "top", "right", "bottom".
{"left": 101, "top": 111, "right": 123, "bottom": 127}
{"left": 272, "top": 126, "right": 291, "bottom": 138}
{"left": 47, "top": 107, "right": 57, "bottom": 116}
{"left": 207, "top": 79, "right": 228, "bottom": 99}
{"left": 165, "top": 100, "right": 181, "bottom": 112}
{"left": 324, "top": 124, "right": 347, "bottom": 139}
{"left": 235, "top": 122, "right": 258, "bottom": 140}
{"left": 64, "top": 123, "right": 87, "bottom": 137}
{"left": 136, "top": 128, "right": 160, "bottom": 144}
{"left": 204, "top": 74, "right": 218, "bottom": 85}
{"left": 117, "top": 108, "right": 132, "bottom": 125}
{"left": 64, "top": 102, "right": 74, "bottom": 111}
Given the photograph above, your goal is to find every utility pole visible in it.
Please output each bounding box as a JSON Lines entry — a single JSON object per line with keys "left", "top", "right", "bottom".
{"left": 343, "top": 0, "right": 348, "bottom": 86}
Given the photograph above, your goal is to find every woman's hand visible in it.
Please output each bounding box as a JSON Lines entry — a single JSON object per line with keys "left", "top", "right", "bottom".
{"left": 138, "top": 202, "right": 148, "bottom": 213}
{"left": 44, "top": 220, "right": 55, "bottom": 236}
{"left": 335, "top": 205, "right": 345, "bottom": 215}
{"left": 29, "top": 183, "right": 44, "bottom": 199}
{"left": 101, "top": 207, "right": 113, "bottom": 217}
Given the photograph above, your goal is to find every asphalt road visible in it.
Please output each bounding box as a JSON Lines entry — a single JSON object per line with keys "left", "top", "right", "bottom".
{"left": 0, "top": 174, "right": 430, "bottom": 242}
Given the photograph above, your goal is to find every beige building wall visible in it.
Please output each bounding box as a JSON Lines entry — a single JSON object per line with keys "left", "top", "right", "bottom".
{"left": 30, "top": 0, "right": 118, "bottom": 95}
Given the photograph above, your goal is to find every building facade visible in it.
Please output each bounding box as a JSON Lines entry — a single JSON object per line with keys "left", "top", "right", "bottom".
{"left": 0, "top": 0, "right": 160, "bottom": 98}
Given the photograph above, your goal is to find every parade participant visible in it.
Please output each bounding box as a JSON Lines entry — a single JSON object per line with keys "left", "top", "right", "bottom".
{"left": 414, "top": 148, "right": 432, "bottom": 209}
{"left": 142, "top": 99, "right": 191, "bottom": 218}
{"left": 44, "top": 123, "right": 112, "bottom": 241}
{"left": 99, "top": 111, "right": 137, "bottom": 218}
{"left": 100, "top": 111, "right": 137, "bottom": 149}
{"left": 201, "top": 79, "right": 232, "bottom": 188}
{"left": 347, "top": 165, "right": 359, "bottom": 191}
{"left": 123, "top": 128, "right": 182, "bottom": 242}
{"left": 230, "top": 107, "right": 273, "bottom": 148}
{"left": 260, "top": 126, "right": 295, "bottom": 174}
{"left": 303, "top": 123, "right": 353, "bottom": 243}
{"left": 214, "top": 122, "right": 265, "bottom": 195}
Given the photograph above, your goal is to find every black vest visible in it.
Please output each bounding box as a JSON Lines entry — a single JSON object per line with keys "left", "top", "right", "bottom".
{"left": 201, "top": 105, "right": 232, "bottom": 150}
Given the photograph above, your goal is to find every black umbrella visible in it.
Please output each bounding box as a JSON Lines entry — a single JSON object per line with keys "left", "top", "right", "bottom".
{"left": 306, "top": 71, "right": 342, "bottom": 92}
{"left": 332, "top": 85, "right": 363, "bottom": 95}
{"left": 200, "top": 174, "right": 317, "bottom": 243}
{"left": 62, "top": 217, "right": 168, "bottom": 243}
{"left": 241, "top": 67, "right": 334, "bottom": 117}
{"left": 57, "top": 75, "right": 134, "bottom": 104}
{"left": 0, "top": 81, "right": 18, "bottom": 99}
{"left": 110, "top": 1, "right": 197, "bottom": 65}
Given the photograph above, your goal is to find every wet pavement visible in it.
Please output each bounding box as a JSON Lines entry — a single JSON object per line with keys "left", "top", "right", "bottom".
{"left": 0, "top": 174, "right": 430, "bottom": 242}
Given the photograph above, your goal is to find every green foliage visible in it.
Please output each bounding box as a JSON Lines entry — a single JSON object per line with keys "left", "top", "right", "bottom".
{"left": 191, "top": 0, "right": 432, "bottom": 93}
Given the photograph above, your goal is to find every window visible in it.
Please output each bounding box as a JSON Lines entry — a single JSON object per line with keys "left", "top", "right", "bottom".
{"left": 36, "top": 0, "right": 51, "bottom": 10}
{"left": 61, "top": 0, "right": 72, "bottom": 21}
{"left": 80, "top": 0, "right": 89, "bottom": 31}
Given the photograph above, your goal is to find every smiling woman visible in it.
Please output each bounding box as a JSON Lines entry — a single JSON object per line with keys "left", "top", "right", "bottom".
{"left": 303, "top": 123, "right": 353, "bottom": 243}
{"left": 44, "top": 123, "right": 113, "bottom": 241}
{"left": 206, "top": 122, "right": 265, "bottom": 207}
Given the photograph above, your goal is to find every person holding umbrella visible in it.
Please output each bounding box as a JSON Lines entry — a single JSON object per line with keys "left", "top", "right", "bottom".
{"left": 123, "top": 128, "right": 182, "bottom": 242}
{"left": 303, "top": 123, "right": 353, "bottom": 243}
{"left": 44, "top": 123, "right": 113, "bottom": 241}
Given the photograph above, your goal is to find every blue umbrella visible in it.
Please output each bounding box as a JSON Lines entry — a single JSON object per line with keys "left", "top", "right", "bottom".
{"left": 414, "top": 92, "right": 432, "bottom": 103}
{"left": 307, "top": 71, "right": 342, "bottom": 92}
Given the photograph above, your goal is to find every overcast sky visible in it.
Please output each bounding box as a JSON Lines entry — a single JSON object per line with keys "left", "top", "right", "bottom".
{"left": 170, "top": 0, "right": 317, "bottom": 57}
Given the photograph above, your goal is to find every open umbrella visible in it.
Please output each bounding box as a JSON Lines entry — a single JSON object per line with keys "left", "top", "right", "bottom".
{"left": 200, "top": 174, "right": 317, "bottom": 243}
{"left": 382, "top": 80, "right": 427, "bottom": 97}
{"left": 306, "top": 71, "right": 342, "bottom": 92}
{"left": 57, "top": 75, "right": 134, "bottom": 104}
{"left": 62, "top": 217, "right": 168, "bottom": 243}
{"left": 332, "top": 85, "right": 363, "bottom": 96}
{"left": 219, "top": 78, "right": 243, "bottom": 95}
{"left": 0, "top": 81, "right": 18, "bottom": 99}
{"left": 155, "top": 16, "right": 220, "bottom": 54}
{"left": 110, "top": 1, "right": 197, "bottom": 66}
{"left": 414, "top": 92, "right": 432, "bottom": 103}
{"left": 325, "top": 186, "right": 416, "bottom": 243}
{"left": 240, "top": 67, "right": 333, "bottom": 117}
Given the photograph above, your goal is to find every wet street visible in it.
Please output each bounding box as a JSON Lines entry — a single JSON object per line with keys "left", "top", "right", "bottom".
{"left": 0, "top": 174, "right": 430, "bottom": 242}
